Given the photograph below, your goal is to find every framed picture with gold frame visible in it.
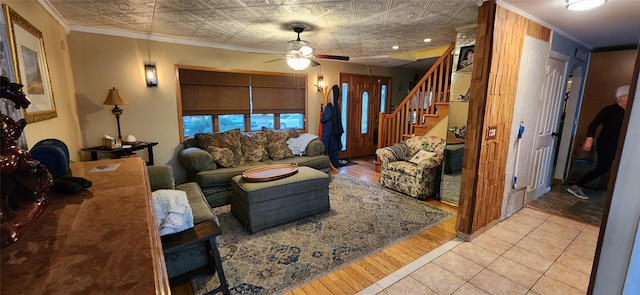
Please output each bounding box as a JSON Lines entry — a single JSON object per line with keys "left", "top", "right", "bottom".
{"left": 2, "top": 4, "right": 56, "bottom": 123}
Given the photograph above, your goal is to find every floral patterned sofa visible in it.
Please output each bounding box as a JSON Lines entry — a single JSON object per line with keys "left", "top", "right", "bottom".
{"left": 375, "top": 135, "right": 446, "bottom": 200}
{"left": 179, "top": 127, "right": 330, "bottom": 208}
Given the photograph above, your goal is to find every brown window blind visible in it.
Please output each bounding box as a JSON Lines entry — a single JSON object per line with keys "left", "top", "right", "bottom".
{"left": 178, "top": 67, "right": 306, "bottom": 115}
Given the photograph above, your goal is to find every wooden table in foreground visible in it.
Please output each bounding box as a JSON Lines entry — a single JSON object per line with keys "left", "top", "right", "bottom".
{"left": 0, "top": 158, "right": 170, "bottom": 295}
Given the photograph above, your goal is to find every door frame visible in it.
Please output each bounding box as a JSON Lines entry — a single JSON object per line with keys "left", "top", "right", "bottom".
{"left": 339, "top": 73, "right": 392, "bottom": 159}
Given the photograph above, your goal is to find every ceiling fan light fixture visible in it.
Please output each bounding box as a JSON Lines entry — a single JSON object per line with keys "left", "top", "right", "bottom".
{"left": 566, "top": 0, "right": 606, "bottom": 10}
{"left": 299, "top": 45, "right": 313, "bottom": 56}
{"left": 287, "top": 57, "right": 311, "bottom": 71}
{"left": 287, "top": 39, "right": 313, "bottom": 56}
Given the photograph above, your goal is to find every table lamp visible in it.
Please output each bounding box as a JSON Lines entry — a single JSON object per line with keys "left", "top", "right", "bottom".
{"left": 102, "top": 87, "right": 128, "bottom": 140}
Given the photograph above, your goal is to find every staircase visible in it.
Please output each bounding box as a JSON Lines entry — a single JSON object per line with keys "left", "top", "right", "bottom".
{"left": 377, "top": 43, "right": 455, "bottom": 148}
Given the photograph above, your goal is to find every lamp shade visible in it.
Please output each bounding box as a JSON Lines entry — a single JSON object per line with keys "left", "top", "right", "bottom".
{"left": 103, "top": 87, "right": 128, "bottom": 105}
{"left": 287, "top": 58, "right": 311, "bottom": 71}
{"left": 566, "top": 0, "right": 606, "bottom": 10}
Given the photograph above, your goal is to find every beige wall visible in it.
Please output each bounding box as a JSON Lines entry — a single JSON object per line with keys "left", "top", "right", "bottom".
{"left": 4, "top": 1, "right": 81, "bottom": 161}
{"left": 2, "top": 1, "right": 433, "bottom": 182}
{"left": 66, "top": 31, "right": 412, "bottom": 182}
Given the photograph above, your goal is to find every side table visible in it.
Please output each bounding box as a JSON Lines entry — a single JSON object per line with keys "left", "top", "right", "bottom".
{"left": 161, "top": 220, "right": 231, "bottom": 295}
{"left": 82, "top": 141, "right": 158, "bottom": 165}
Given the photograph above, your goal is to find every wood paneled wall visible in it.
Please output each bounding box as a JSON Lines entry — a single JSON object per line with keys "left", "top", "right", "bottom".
{"left": 577, "top": 50, "right": 636, "bottom": 141}
{"left": 571, "top": 50, "right": 635, "bottom": 188}
{"left": 457, "top": 1, "right": 551, "bottom": 237}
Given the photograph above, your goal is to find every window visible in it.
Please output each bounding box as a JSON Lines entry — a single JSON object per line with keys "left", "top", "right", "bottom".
{"left": 380, "top": 85, "right": 387, "bottom": 113}
{"left": 219, "top": 114, "right": 245, "bottom": 132}
{"left": 341, "top": 83, "right": 348, "bottom": 151}
{"left": 280, "top": 113, "right": 304, "bottom": 129}
{"left": 251, "top": 114, "right": 274, "bottom": 130}
{"left": 178, "top": 67, "right": 307, "bottom": 136}
{"left": 361, "top": 91, "right": 369, "bottom": 134}
{"left": 183, "top": 115, "right": 212, "bottom": 137}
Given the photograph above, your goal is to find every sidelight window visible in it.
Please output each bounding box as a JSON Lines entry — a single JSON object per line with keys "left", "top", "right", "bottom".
{"left": 361, "top": 91, "right": 369, "bottom": 134}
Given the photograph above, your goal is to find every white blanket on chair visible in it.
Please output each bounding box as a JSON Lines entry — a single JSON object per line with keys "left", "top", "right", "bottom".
{"left": 152, "top": 189, "right": 194, "bottom": 236}
{"left": 287, "top": 133, "right": 319, "bottom": 156}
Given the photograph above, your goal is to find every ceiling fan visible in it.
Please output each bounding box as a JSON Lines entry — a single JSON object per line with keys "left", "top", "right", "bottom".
{"left": 269, "top": 26, "right": 350, "bottom": 70}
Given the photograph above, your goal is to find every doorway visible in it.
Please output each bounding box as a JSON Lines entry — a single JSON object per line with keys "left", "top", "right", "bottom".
{"left": 339, "top": 73, "right": 392, "bottom": 159}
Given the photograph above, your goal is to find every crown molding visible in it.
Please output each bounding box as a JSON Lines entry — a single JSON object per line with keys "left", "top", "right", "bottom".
{"left": 68, "top": 25, "right": 282, "bottom": 55}
{"left": 37, "top": 0, "right": 69, "bottom": 34}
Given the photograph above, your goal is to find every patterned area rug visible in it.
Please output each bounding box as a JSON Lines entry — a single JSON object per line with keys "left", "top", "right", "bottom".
{"left": 192, "top": 174, "right": 455, "bottom": 295}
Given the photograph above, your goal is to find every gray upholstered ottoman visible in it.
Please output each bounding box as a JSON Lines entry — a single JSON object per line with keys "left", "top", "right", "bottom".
{"left": 230, "top": 166, "right": 330, "bottom": 233}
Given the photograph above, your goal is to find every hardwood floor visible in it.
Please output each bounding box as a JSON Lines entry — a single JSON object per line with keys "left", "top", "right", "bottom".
{"left": 171, "top": 155, "right": 458, "bottom": 295}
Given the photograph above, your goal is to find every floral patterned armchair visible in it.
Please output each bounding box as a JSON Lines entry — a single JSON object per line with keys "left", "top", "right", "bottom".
{"left": 375, "top": 135, "right": 446, "bottom": 200}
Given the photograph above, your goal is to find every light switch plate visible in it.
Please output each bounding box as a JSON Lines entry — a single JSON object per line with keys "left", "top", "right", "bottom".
{"left": 487, "top": 126, "right": 497, "bottom": 139}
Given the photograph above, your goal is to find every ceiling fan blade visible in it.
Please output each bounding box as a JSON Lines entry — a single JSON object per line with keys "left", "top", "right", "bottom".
{"left": 314, "top": 54, "right": 349, "bottom": 61}
{"left": 264, "top": 58, "right": 284, "bottom": 64}
{"left": 310, "top": 60, "right": 321, "bottom": 67}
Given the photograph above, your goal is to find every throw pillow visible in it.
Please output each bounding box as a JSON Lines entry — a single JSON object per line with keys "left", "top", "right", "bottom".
{"left": 408, "top": 150, "right": 437, "bottom": 165}
{"left": 262, "top": 126, "right": 299, "bottom": 139}
{"left": 240, "top": 132, "right": 269, "bottom": 163}
{"left": 195, "top": 128, "right": 243, "bottom": 161}
{"left": 285, "top": 128, "right": 300, "bottom": 139}
{"left": 262, "top": 128, "right": 294, "bottom": 160}
{"left": 204, "top": 146, "right": 237, "bottom": 167}
{"left": 384, "top": 141, "right": 410, "bottom": 160}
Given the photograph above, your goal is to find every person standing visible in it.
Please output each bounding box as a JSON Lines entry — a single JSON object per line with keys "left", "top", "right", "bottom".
{"left": 320, "top": 85, "right": 344, "bottom": 168}
{"left": 567, "top": 85, "right": 629, "bottom": 199}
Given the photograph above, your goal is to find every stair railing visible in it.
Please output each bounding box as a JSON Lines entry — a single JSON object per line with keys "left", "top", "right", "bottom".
{"left": 378, "top": 43, "right": 455, "bottom": 148}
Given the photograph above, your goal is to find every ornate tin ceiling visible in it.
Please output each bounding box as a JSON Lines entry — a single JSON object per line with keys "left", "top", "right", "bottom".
{"left": 39, "top": 0, "right": 640, "bottom": 67}
{"left": 43, "top": 0, "right": 480, "bottom": 66}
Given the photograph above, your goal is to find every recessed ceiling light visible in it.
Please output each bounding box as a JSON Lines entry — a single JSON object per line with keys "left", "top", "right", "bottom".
{"left": 566, "top": 0, "right": 606, "bottom": 10}
{"left": 424, "top": 38, "right": 432, "bottom": 42}
{"left": 392, "top": 45, "right": 399, "bottom": 50}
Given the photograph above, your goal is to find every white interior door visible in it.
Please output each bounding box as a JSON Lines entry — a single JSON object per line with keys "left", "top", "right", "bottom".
{"left": 527, "top": 55, "right": 567, "bottom": 201}
{"left": 502, "top": 36, "right": 548, "bottom": 218}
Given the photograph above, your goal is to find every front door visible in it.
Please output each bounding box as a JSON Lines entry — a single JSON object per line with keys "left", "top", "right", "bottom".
{"left": 339, "top": 74, "right": 391, "bottom": 159}
{"left": 526, "top": 55, "right": 567, "bottom": 201}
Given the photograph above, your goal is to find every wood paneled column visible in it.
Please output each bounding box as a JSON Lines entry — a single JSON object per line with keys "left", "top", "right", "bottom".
{"left": 456, "top": 0, "right": 551, "bottom": 240}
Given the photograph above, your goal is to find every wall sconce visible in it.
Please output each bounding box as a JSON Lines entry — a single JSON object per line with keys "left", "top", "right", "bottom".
{"left": 315, "top": 75, "right": 325, "bottom": 92}
{"left": 566, "top": 0, "right": 606, "bottom": 10}
{"left": 103, "top": 87, "right": 128, "bottom": 139}
{"left": 145, "top": 64, "right": 158, "bottom": 87}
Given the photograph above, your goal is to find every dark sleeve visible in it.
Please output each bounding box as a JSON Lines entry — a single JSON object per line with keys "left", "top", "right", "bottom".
{"left": 586, "top": 107, "right": 608, "bottom": 138}
{"left": 321, "top": 103, "right": 333, "bottom": 123}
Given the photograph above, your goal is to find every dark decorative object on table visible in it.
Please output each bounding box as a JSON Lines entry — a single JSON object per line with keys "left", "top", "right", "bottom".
{"left": 0, "top": 76, "right": 30, "bottom": 109}
{"left": 0, "top": 76, "right": 53, "bottom": 247}
{"left": 31, "top": 138, "right": 71, "bottom": 179}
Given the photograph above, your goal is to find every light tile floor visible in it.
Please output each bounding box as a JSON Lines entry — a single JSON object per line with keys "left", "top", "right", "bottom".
{"left": 357, "top": 207, "right": 599, "bottom": 295}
